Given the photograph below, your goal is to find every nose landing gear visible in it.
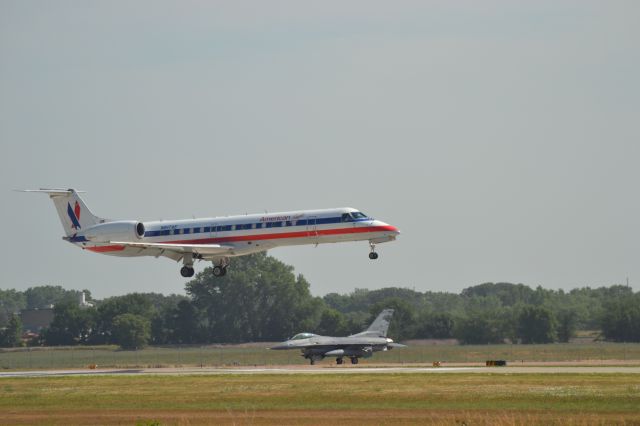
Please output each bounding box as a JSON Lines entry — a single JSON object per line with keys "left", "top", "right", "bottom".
{"left": 368, "top": 242, "right": 379, "bottom": 260}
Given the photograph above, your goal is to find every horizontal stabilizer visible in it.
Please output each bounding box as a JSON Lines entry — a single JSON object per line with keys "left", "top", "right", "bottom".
{"left": 16, "top": 188, "right": 86, "bottom": 195}
{"left": 18, "top": 188, "right": 101, "bottom": 236}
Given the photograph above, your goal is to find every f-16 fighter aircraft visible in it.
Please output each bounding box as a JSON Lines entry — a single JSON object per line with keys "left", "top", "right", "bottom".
{"left": 21, "top": 189, "right": 399, "bottom": 277}
{"left": 270, "top": 309, "right": 406, "bottom": 365}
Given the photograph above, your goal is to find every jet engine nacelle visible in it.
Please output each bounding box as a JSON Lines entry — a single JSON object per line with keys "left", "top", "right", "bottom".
{"left": 83, "top": 220, "right": 145, "bottom": 242}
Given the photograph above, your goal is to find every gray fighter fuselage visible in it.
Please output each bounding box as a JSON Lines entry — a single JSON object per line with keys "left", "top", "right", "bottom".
{"left": 271, "top": 335, "right": 392, "bottom": 357}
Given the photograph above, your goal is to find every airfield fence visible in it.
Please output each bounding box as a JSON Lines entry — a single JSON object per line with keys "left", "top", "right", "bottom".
{"left": 2, "top": 342, "right": 640, "bottom": 370}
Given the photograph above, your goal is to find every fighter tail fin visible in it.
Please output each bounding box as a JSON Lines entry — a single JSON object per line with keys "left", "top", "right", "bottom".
{"left": 350, "top": 309, "right": 395, "bottom": 338}
{"left": 19, "top": 189, "right": 104, "bottom": 236}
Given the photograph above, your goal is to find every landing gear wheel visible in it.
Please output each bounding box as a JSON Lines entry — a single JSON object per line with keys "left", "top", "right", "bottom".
{"left": 336, "top": 358, "right": 343, "bottom": 365}
{"left": 350, "top": 357, "right": 359, "bottom": 365}
{"left": 369, "top": 242, "right": 379, "bottom": 260}
{"left": 310, "top": 358, "right": 315, "bottom": 365}
{"left": 180, "top": 266, "right": 195, "bottom": 278}
{"left": 213, "top": 266, "right": 227, "bottom": 277}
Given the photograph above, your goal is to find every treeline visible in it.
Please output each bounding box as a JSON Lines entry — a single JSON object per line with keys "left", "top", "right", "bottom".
{"left": 1, "top": 253, "right": 640, "bottom": 348}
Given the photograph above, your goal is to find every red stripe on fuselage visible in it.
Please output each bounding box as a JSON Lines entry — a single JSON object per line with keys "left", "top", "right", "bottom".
{"left": 86, "top": 245, "right": 126, "bottom": 253}
{"left": 83, "top": 225, "right": 397, "bottom": 252}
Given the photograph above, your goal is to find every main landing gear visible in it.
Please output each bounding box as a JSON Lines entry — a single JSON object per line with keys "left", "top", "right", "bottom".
{"left": 180, "top": 252, "right": 196, "bottom": 277}
{"left": 368, "top": 242, "right": 379, "bottom": 260}
{"left": 180, "top": 266, "right": 195, "bottom": 278}
{"left": 350, "top": 357, "right": 359, "bottom": 365}
{"left": 336, "top": 358, "right": 343, "bottom": 365}
{"left": 212, "top": 257, "right": 230, "bottom": 277}
{"left": 212, "top": 265, "right": 227, "bottom": 277}
{"left": 309, "top": 355, "right": 323, "bottom": 365}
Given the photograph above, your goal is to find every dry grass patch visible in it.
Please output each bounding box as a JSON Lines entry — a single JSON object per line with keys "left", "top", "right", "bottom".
{"left": 1, "top": 373, "right": 640, "bottom": 424}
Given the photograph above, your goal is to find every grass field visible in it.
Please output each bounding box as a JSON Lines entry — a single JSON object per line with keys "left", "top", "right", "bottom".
{"left": 2, "top": 342, "right": 640, "bottom": 370}
{"left": 1, "top": 373, "right": 639, "bottom": 424}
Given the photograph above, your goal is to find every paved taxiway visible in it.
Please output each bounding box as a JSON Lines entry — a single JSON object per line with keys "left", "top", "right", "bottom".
{"left": 2, "top": 365, "right": 640, "bottom": 378}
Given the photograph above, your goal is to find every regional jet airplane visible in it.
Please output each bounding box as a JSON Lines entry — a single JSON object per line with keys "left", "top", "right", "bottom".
{"left": 270, "top": 309, "right": 406, "bottom": 365}
{"left": 22, "top": 189, "right": 399, "bottom": 277}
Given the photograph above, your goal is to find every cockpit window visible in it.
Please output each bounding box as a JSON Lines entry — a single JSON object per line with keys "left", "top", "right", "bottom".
{"left": 341, "top": 213, "right": 352, "bottom": 222}
{"left": 351, "top": 212, "right": 368, "bottom": 219}
{"left": 291, "top": 333, "right": 315, "bottom": 340}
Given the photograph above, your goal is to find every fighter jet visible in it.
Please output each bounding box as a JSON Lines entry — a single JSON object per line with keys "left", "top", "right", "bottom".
{"left": 270, "top": 309, "right": 406, "bottom": 365}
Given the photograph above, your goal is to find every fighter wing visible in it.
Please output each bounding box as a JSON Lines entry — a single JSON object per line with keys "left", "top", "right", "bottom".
{"left": 109, "top": 241, "right": 235, "bottom": 256}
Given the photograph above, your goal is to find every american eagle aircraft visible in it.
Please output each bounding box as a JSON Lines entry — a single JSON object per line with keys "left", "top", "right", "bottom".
{"left": 23, "top": 189, "right": 400, "bottom": 277}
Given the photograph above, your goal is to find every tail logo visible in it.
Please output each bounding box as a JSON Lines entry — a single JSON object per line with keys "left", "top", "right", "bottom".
{"left": 67, "top": 201, "right": 82, "bottom": 229}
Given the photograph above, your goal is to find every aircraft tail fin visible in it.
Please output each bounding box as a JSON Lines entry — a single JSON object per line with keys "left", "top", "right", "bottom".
{"left": 19, "top": 188, "right": 105, "bottom": 236}
{"left": 350, "top": 309, "right": 395, "bottom": 338}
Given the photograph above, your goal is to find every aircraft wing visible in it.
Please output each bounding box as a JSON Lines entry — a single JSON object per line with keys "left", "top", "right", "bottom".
{"left": 108, "top": 241, "right": 235, "bottom": 256}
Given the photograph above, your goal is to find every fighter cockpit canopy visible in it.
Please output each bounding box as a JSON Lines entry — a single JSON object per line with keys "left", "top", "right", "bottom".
{"left": 290, "top": 333, "right": 316, "bottom": 340}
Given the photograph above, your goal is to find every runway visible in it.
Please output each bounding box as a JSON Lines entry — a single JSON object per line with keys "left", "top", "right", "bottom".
{"left": 2, "top": 365, "right": 640, "bottom": 378}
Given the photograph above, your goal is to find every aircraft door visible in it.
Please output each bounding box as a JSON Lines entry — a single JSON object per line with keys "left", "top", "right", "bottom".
{"left": 306, "top": 216, "right": 319, "bottom": 244}
{"left": 210, "top": 223, "right": 218, "bottom": 242}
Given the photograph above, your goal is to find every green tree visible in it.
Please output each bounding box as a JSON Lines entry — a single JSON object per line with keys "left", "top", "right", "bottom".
{"left": 315, "top": 308, "right": 348, "bottom": 336}
{"left": 186, "top": 253, "right": 323, "bottom": 342}
{"left": 556, "top": 309, "right": 578, "bottom": 343}
{"left": 169, "top": 300, "right": 206, "bottom": 344}
{"left": 93, "top": 294, "right": 154, "bottom": 344}
{"left": 368, "top": 298, "right": 417, "bottom": 341}
{"left": 42, "top": 301, "right": 95, "bottom": 346}
{"left": 515, "top": 305, "right": 557, "bottom": 344}
{"left": 149, "top": 294, "right": 190, "bottom": 345}
{"left": 601, "top": 295, "right": 640, "bottom": 342}
{"left": 454, "top": 310, "right": 506, "bottom": 344}
{"left": 0, "top": 289, "right": 26, "bottom": 327}
{"left": 24, "top": 286, "right": 87, "bottom": 309}
{"left": 461, "top": 282, "right": 535, "bottom": 306}
{"left": 112, "top": 314, "right": 151, "bottom": 349}
{"left": 0, "top": 314, "right": 23, "bottom": 347}
{"left": 417, "top": 312, "right": 455, "bottom": 339}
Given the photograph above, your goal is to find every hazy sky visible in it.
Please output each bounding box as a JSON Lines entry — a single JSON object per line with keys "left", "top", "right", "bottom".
{"left": 1, "top": 1, "right": 638, "bottom": 298}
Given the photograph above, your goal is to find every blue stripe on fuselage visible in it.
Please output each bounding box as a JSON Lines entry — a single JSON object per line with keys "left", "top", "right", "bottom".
{"left": 142, "top": 216, "right": 370, "bottom": 237}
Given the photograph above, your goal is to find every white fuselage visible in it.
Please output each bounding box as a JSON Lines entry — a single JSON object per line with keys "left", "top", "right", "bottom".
{"left": 78, "top": 207, "right": 399, "bottom": 259}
